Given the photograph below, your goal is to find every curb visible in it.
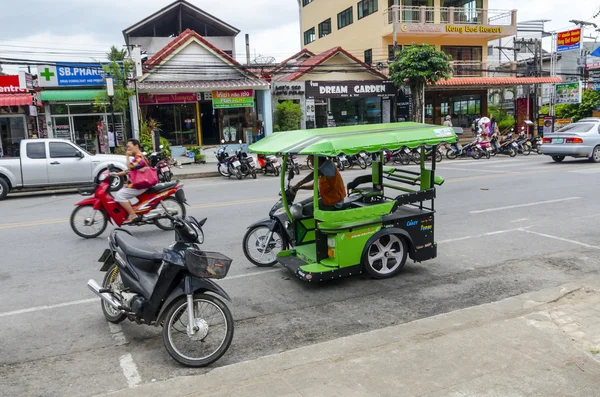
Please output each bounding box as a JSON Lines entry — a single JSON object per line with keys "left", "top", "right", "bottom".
{"left": 95, "top": 279, "right": 600, "bottom": 397}
{"left": 173, "top": 172, "right": 221, "bottom": 180}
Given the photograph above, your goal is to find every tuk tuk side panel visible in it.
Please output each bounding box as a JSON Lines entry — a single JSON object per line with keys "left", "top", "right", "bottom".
{"left": 334, "top": 225, "right": 382, "bottom": 268}
{"left": 295, "top": 218, "right": 316, "bottom": 245}
{"left": 383, "top": 212, "right": 436, "bottom": 262}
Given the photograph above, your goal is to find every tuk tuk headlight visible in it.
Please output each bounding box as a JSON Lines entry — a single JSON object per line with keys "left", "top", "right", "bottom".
{"left": 290, "top": 204, "right": 303, "bottom": 219}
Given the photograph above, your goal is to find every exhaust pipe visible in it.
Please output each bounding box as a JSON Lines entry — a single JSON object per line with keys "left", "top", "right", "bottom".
{"left": 87, "top": 279, "right": 121, "bottom": 310}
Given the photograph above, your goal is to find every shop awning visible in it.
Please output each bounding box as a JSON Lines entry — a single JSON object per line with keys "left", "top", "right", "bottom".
{"left": 0, "top": 94, "right": 36, "bottom": 106}
{"left": 431, "top": 77, "right": 563, "bottom": 88}
{"left": 39, "top": 89, "right": 105, "bottom": 102}
{"left": 136, "top": 79, "right": 269, "bottom": 92}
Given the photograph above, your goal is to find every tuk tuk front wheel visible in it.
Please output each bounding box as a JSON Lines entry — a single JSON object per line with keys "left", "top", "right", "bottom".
{"left": 362, "top": 233, "right": 408, "bottom": 279}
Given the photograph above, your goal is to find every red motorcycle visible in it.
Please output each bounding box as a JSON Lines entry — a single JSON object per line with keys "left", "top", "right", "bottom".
{"left": 70, "top": 169, "right": 187, "bottom": 239}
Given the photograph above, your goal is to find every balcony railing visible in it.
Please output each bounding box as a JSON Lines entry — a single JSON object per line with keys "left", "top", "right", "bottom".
{"left": 451, "top": 61, "right": 488, "bottom": 77}
{"left": 386, "top": 6, "right": 515, "bottom": 26}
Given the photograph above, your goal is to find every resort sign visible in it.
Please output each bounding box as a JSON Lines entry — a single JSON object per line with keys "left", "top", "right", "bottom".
{"left": 557, "top": 29, "right": 581, "bottom": 52}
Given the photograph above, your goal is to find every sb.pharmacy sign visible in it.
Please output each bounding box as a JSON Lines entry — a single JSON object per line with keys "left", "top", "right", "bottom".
{"left": 37, "top": 64, "right": 108, "bottom": 87}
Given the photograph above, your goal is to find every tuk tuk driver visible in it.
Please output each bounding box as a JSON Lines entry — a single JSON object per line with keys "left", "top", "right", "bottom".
{"left": 291, "top": 157, "right": 346, "bottom": 210}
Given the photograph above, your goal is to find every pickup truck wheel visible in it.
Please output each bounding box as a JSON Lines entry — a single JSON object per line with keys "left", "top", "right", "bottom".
{"left": 0, "top": 178, "right": 8, "bottom": 200}
{"left": 103, "top": 168, "right": 125, "bottom": 191}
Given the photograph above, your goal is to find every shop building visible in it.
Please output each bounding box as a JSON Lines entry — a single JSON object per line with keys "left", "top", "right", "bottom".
{"left": 298, "top": 0, "right": 519, "bottom": 125}
{"left": 124, "top": 0, "right": 271, "bottom": 146}
{"left": 0, "top": 75, "right": 44, "bottom": 157}
{"left": 274, "top": 47, "right": 395, "bottom": 129}
{"left": 36, "top": 64, "right": 124, "bottom": 154}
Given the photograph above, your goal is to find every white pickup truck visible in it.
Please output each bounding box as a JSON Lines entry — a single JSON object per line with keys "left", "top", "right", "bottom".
{"left": 0, "top": 139, "right": 128, "bottom": 200}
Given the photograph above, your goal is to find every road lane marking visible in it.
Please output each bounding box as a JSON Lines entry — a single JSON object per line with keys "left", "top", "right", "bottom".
{"left": 437, "top": 227, "right": 529, "bottom": 244}
{"left": 224, "top": 268, "right": 285, "bottom": 280}
{"left": 518, "top": 229, "right": 600, "bottom": 250}
{"left": 437, "top": 167, "right": 508, "bottom": 174}
{"left": 510, "top": 218, "right": 529, "bottom": 223}
{"left": 0, "top": 218, "right": 69, "bottom": 229}
{"left": 119, "top": 353, "right": 142, "bottom": 388}
{"left": 469, "top": 197, "right": 581, "bottom": 214}
{"left": 108, "top": 322, "right": 128, "bottom": 346}
{"left": 0, "top": 298, "right": 97, "bottom": 317}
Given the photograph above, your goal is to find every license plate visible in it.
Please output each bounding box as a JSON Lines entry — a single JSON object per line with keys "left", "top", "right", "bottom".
{"left": 161, "top": 166, "right": 170, "bottom": 173}
{"left": 360, "top": 152, "right": 366, "bottom": 157}
{"left": 404, "top": 148, "right": 410, "bottom": 153}
{"left": 233, "top": 161, "right": 241, "bottom": 167}
{"left": 512, "top": 142, "right": 518, "bottom": 147}
{"left": 292, "top": 159, "right": 299, "bottom": 164}
{"left": 553, "top": 138, "right": 564, "bottom": 144}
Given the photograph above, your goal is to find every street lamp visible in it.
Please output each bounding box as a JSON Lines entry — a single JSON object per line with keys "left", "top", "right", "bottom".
{"left": 106, "top": 77, "right": 116, "bottom": 152}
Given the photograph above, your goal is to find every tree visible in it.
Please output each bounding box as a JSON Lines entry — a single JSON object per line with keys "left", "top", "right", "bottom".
{"left": 95, "top": 51, "right": 135, "bottom": 141}
{"left": 107, "top": 45, "right": 127, "bottom": 62}
{"left": 273, "top": 101, "right": 303, "bottom": 132}
{"left": 389, "top": 44, "right": 453, "bottom": 123}
{"left": 540, "top": 89, "right": 600, "bottom": 122}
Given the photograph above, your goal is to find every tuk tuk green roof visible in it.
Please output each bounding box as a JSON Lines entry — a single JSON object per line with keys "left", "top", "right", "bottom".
{"left": 248, "top": 122, "right": 457, "bottom": 156}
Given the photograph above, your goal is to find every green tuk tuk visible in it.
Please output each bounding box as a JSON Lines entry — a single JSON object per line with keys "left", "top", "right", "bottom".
{"left": 244, "top": 122, "right": 456, "bottom": 282}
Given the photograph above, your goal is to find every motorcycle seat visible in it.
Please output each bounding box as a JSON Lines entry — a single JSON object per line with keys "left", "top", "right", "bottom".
{"left": 115, "top": 232, "right": 163, "bottom": 264}
{"left": 146, "top": 181, "right": 177, "bottom": 194}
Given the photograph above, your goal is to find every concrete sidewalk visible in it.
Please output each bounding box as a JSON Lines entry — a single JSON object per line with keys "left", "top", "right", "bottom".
{"left": 97, "top": 280, "right": 600, "bottom": 397}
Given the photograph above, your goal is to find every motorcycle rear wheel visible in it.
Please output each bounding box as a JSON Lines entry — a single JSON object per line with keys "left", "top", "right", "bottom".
{"left": 521, "top": 147, "right": 531, "bottom": 156}
{"left": 70, "top": 205, "right": 108, "bottom": 239}
{"left": 163, "top": 294, "right": 234, "bottom": 368}
{"left": 446, "top": 149, "right": 458, "bottom": 160}
{"left": 435, "top": 150, "right": 443, "bottom": 163}
{"left": 358, "top": 157, "right": 367, "bottom": 169}
{"left": 155, "top": 198, "right": 187, "bottom": 231}
{"left": 509, "top": 148, "right": 517, "bottom": 157}
{"left": 101, "top": 264, "right": 126, "bottom": 324}
{"left": 251, "top": 169, "right": 257, "bottom": 179}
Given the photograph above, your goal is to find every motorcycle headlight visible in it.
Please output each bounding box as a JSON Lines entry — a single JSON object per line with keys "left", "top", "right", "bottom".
{"left": 290, "top": 204, "right": 303, "bottom": 220}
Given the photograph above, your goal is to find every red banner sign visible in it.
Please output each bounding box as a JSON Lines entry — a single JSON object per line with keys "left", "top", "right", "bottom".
{"left": 557, "top": 29, "right": 581, "bottom": 52}
{"left": 139, "top": 93, "right": 198, "bottom": 105}
{"left": 0, "top": 75, "right": 27, "bottom": 93}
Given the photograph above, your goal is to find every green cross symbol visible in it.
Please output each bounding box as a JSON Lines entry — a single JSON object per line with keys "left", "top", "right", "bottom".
{"left": 40, "top": 67, "right": 55, "bottom": 81}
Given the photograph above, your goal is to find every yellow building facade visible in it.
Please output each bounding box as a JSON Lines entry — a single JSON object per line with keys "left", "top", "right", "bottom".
{"left": 299, "top": 0, "right": 518, "bottom": 126}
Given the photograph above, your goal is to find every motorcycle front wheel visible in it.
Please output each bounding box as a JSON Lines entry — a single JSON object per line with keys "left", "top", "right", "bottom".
{"left": 163, "top": 294, "right": 234, "bottom": 368}
{"left": 155, "top": 198, "right": 187, "bottom": 230}
{"left": 358, "top": 157, "right": 367, "bottom": 169}
{"left": 243, "top": 225, "right": 284, "bottom": 267}
{"left": 218, "top": 164, "right": 229, "bottom": 177}
{"left": 251, "top": 169, "right": 257, "bottom": 179}
{"left": 446, "top": 149, "right": 458, "bottom": 160}
{"left": 306, "top": 158, "right": 314, "bottom": 170}
{"left": 70, "top": 205, "right": 108, "bottom": 239}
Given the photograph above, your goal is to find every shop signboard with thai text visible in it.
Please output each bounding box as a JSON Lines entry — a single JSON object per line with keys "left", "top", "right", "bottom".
{"left": 0, "top": 75, "right": 28, "bottom": 93}
{"left": 557, "top": 29, "right": 581, "bottom": 52}
{"left": 306, "top": 80, "right": 395, "bottom": 99}
{"left": 211, "top": 90, "right": 254, "bottom": 109}
{"left": 398, "top": 24, "right": 505, "bottom": 35}
{"left": 139, "top": 93, "right": 199, "bottom": 105}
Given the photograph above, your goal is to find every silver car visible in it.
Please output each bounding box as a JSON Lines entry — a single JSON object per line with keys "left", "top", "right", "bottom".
{"left": 541, "top": 118, "right": 600, "bottom": 163}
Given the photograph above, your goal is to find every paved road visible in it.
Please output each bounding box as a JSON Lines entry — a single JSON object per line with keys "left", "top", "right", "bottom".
{"left": 1, "top": 155, "right": 600, "bottom": 396}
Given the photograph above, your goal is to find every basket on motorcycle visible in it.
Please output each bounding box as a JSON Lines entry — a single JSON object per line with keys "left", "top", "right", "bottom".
{"left": 77, "top": 184, "right": 97, "bottom": 196}
{"left": 185, "top": 250, "right": 232, "bottom": 279}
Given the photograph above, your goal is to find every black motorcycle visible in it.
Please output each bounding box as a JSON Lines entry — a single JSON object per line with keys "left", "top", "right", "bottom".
{"left": 88, "top": 215, "right": 234, "bottom": 367}
{"left": 147, "top": 146, "right": 172, "bottom": 182}
{"left": 235, "top": 148, "right": 257, "bottom": 179}
{"left": 287, "top": 155, "right": 301, "bottom": 175}
{"left": 347, "top": 153, "right": 368, "bottom": 169}
{"left": 242, "top": 170, "right": 308, "bottom": 267}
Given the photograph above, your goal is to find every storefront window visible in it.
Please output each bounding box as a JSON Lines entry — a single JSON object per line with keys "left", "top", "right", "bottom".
{"left": 219, "top": 107, "right": 255, "bottom": 144}
{"left": 330, "top": 97, "right": 382, "bottom": 126}
{"left": 0, "top": 116, "right": 26, "bottom": 157}
{"left": 52, "top": 117, "right": 71, "bottom": 140}
{"left": 441, "top": 102, "right": 449, "bottom": 115}
{"left": 50, "top": 104, "right": 69, "bottom": 115}
{"left": 69, "top": 104, "right": 98, "bottom": 114}
{"left": 144, "top": 103, "right": 198, "bottom": 146}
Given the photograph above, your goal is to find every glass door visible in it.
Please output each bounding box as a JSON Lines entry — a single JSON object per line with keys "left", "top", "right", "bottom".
{"left": 72, "top": 115, "right": 102, "bottom": 154}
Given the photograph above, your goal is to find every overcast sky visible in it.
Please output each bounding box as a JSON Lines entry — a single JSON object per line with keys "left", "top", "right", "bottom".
{"left": 0, "top": 0, "right": 598, "bottom": 73}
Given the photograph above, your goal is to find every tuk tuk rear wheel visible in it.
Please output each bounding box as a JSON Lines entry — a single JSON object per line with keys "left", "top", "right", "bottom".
{"left": 362, "top": 233, "right": 408, "bottom": 279}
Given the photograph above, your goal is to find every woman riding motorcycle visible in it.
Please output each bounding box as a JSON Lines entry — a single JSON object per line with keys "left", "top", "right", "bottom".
{"left": 110, "top": 139, "right": 155, "bottom": 224}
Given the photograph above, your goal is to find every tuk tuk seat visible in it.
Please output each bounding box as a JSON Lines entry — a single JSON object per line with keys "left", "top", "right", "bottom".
{"left": 315, "top": 201, "right": 395, "bottom": 231}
